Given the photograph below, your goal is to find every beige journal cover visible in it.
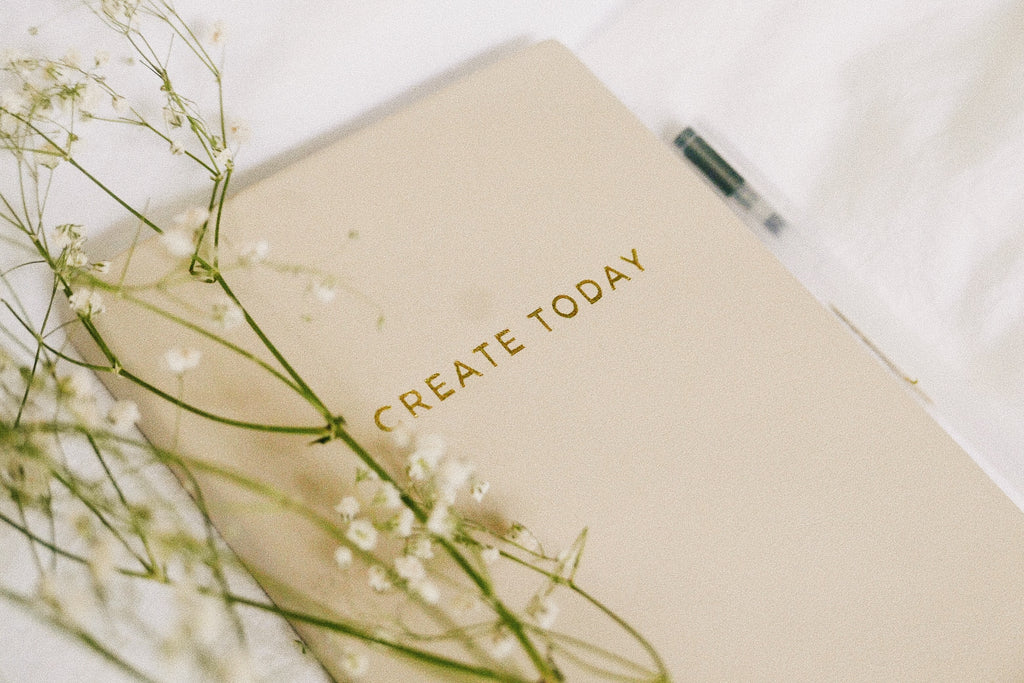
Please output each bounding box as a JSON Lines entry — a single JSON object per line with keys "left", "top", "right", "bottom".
{"left": 81, "top": 41, "right": 1024, "bottom": 680}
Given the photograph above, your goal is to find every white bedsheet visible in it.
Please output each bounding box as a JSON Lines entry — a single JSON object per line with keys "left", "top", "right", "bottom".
{"left": 3, "top": 1, "right": 1021, "bottom": 679}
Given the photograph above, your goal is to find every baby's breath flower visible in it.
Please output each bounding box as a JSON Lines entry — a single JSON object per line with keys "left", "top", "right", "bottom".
{"left": 52, "top": 223, "right": 85, "bottom": 250}
{"left": 354, "top": 465, "right": 378, "bottom": 483}
{"left": 163, "top": 104, "right": 183, "bottom": 128}
{"left": 333, "top": 546, "right": 353, "bottom": 569}
{"left": 406, "top": 434, "right": 446, "bottom": 481}
{"left": 65, "top": 248, "right": 89, "bottom": 269}
{"left": 481, "top": 547, "right": 500, "bottom": 565}
{"left": 387, "top": 422, "right": 412, "bottom": 450}
{"left": 60, "top": 368, "right": 94, "bottom": 399}
{"left": 101, "top": 0, "right": 138, "bottom": 26}
{"left": 506, "top": 523, "right": 540, "bottom": 553}
{"left": 408, "top": 536, "right": 433, "bottom": 560}
{"left": 394, "top": 555, "right": 425, "bottom": 583}
{"left": 237, "top": 240, "right": 269, "bottom": 265}
{"left": 414, "top": 579, "right": 440, "bottom": 605}
{"left": 68, "top": 287, "right": 105, "bottom": 317}
{"left": 426, "top": 503, "right": 452, "bottom": 538}
{"left": 487, "top": 628, "right": 516, "bottom": 659}
{"left": 345, "top": 518, "right": 377, "bottom": 552}
{"left": 333, "top": 496, "right": 360, "bottom": 522}
{"left": 92, "top": 260, "right": 111, "bottom": 274}
{"left": 174, "top": 207, "right": 210, "bottom": 230}
{"left": 338, "top": 648, "right": 368, "bottom": 678}
{"left": 0, "top": 88, "right": 30, "bottom": 116}
{"left": 107, "top": 399, "right": 140, "bottom": 433}
{"left": 164, "top": 347, "right": 201, "bottom": 375}
{"left": 110, "top": 94, "right": 128, "bottom": 115}
{"left": 372, "top": 481, "right": 402, "bottom": 510}
{"left": 210, "top": 296, "right": 244, "bottom": 331}
{"left": 213, "top": 147, "right": 233, "bottom": 170}
{"left": 37, "top": 142, "right": 64, "bottom": 169}
{"left": 227, "top": 118, "right": 250, "bottom": 145}
{"left": 471, "top": 480, "right": 490, "bottom": 503}
{"left": 169, "top": 139, "right": 185, "bottom": 155}
{"left": 367, "top": 565, "right": 391, "bottom": 593}
{"left": 312, "top": 281, "right": 336, "bottom": 304}
{"left": 393, "top": 507, "right": 414, "bottom": 538}
{"left": 160, "top": 229, "right": 195, "bottom": 258}
{"left": 527, "top": 595, "right": 559, "bottom": 630}
{"left": 436, "top": 457, "right": 473, "bottom": 503}
{"left": 208, "top": 20, "right": 228, "bottom": 47}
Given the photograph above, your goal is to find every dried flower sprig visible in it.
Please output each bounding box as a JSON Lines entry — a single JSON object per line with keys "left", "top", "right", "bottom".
{"left": 0, "top": 2, "right": 669, "bottom": 681}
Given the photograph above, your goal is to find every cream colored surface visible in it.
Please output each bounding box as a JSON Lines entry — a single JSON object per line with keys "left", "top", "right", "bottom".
{"left": 82, "top": 42, "right": 1024, "bottom": 680}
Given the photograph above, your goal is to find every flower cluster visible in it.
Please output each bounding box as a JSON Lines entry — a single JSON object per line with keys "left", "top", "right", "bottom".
{"left": 0, "top": 3, "right": 669, "bottom": 681}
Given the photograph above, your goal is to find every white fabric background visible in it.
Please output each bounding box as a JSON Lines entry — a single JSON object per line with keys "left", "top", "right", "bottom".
{"left": 2, "top": 0, "right": 1023, "bottom": 679}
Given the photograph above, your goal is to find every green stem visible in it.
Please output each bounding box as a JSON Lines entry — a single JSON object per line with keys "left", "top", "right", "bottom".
{"left": 223, "top": 592, "right": 531, "bottom": 682}
{"left": 500, "top": 551, "right": 669, "bottom": 679}
{"left": 0, "top": 586, "right": 160, "bottom": 683}
{"left": 332, "top": 429, "right": 558, "bottom": 680}
{"left": 212, "top": 272, "right": 332, "bottom": 421}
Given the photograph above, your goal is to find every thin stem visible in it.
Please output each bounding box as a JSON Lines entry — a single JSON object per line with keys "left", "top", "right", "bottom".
{"left": 223, "top": 592, "right": 531, "bottom": 682}
{"left": 0, "top": 586, "right": 161, "bottom": 683}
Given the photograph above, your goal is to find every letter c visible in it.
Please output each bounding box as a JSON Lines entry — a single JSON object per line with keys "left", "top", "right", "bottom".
{"left": 374, "top": 405, "right": 395, "bottom": 432}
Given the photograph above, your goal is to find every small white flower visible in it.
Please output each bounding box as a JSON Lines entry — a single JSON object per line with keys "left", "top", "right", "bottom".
{"left": 227, "top": 118, "right": 250, "bottom": 145}
{"left": 409, "top": 536, "right": 434, "bottom": 560}
{"left": 62, "top": 368, "right": 94, "bottom": 399}
{"left": 0, "top": 87, "right": 29, "bottom": 116}
{"left": 68, "top": 288, "right": 105, "bottom": 317}
{"left": 481, "top": 546, "right": 500, "bottom": 565}
{"left": 163, "top": 104, "right": 183, "bottom": 128}
{"left": 65, "top": 248, "right": 89, "bottom": 269}
{"left": 339, "top": 648, "right": 368, "bottom": 678}
{"left": 312, "top": 281, "right": 336, "bottom": 304}
{"left": 471, "top": 480, "right": 490, "bottom": 503}
{"left": 37, "top": 142, "right": 64, "bottom": 169}
{"left": 238, "top": 240, "right": 269, "bottom": 265}
{"left": 164, "top": 347, "right": 201, "bottom": 375}
{"left": 387, "top": 422, "right": 413, "bottom": 450}
{"left": 210, "top": 296, "right": 243, "bottom": 331}
{"left": 436, "top": 457, "right": 473, "bottom": 503}
{"left": 406, "top": 434, "right": 446, "bottom": 481}
{"left": 345, "top": 518, "right": 378, "bottom": 552}
{"left": 426, "top": 503, "right": 452, "bottom": 538}
{"left": 367, "top": 565, "right": 391, "bottom": 592}
{"left": 92, "top": 260, "right": 111, "bottom": 274}
{"left": 333, "top": 546, "right": 353, "bottom": 569}
{"left": 527, "top": 595, "right": 559, "bottom": 630}
{"left": 354, "top": 465, "right": 378, "bottom": 482}
{"left": 393, "top": 507, "right": 415, "bottom": 538}
{"left": 208, "top": 20, "right": 228, "bottom": 46}
{"left": 93, "top": 51, "right": 110, "bottom": 68}
{"left": 160, "top": 229, "right": 194, "bottom": 258}
{"left": 506, "top": 523, "right": 540, "bottom": 553}
{"left": 373, "top": 481, "right": 402, "bottom": 510}
{"left": 110, "top": 95, "right": 128, "bottom": 115}
{"left": 174, "top": 207, "right": 210, "bottom": 230}
{"left": 61, "top": 49, "right": 82, "bottom": 69}
{"left": 414, "top": 579, "right": 440, "bottom": 605}
{"left": 333, "top": 496, "right": 360, "bottom": 521}
{"left": 394, "top": 555, "right": 425, "bottom": 583}
{"left": 487, "top": 628, "right": 516, "bottom": 659}
{"left": 213, "top": 147, "right": 233, "bottom": 169}
{"left": 169, "top": 139, "right": 185, "bottom": 155}
{"left": 106, "top": 399, "right": 139, "bottom": 432}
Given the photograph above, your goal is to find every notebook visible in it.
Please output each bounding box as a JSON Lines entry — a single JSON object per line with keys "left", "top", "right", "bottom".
{"left": 81, "top": 41, "right": 1024, "bottom": 680}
